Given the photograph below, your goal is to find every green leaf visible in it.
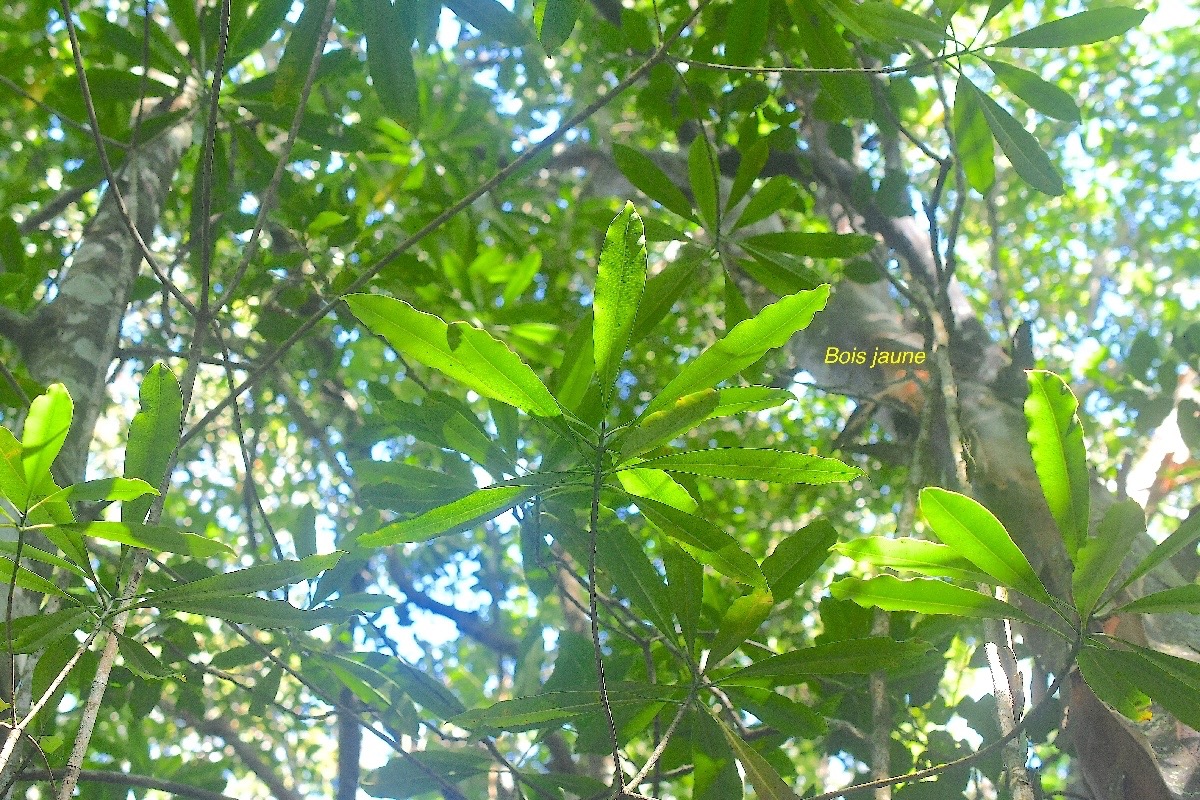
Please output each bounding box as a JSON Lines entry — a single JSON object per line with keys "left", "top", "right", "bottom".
{"left": 836, "top": 537, "right": 993, "bottom": 584}
{"left": 364, "top": 0, "right": 420, "bottom": 131}
{"left": 594, "top": 202, "right": 648, "bottom": 407}
{"left": 692, "top": 708, "right": 743, "bottom": 799}
{"left": 273, "top": 0, "right": 326, "bottom": 107}
{"left": 1024, "top": 370, "right": 1089, "bottom": 555}
{"left": 735, "top": 176, "right": 801, "bottom": 230}
{"left": 358, "top": 486, "right": 537, "bottom": 547}
{"left": 831, "top": 575, "right": 1037, "bottom": 622}
{"left": 444, "top": 0, "right": 531, "bottom": 46}
{"left": 985, "top": 59, "right": 1080, "bottom": 122}
{"left": 952, "top": 73, "right": 995, "bottom": 193}
{"left": 305, "top": 210, "right": 350, "bottom": 236}
{"left": 117, "top": 636, "right": 175, "bottom": 680}
{"left": 10, "top": 608, "right": 89, "bottom": 654}
{"left": 449, "top": 683, "right": 672, "bottom": 732}
{"left": 920, "top": 487, "right": 1051, "bottom": 603}
{"left": 45, "top": 477, "right": 158, "bottom": 505}
{"left": 1111, "top": 584, "right": 1200, "bottom": 616}
{"left": 144, "top": 553, "right": 344, "bottom": 606}
{"left": 164, "top": 0, "right": 201, "bottom": 52}
{"left": 963, "top": 77, "right": 1065, "bottom": 196}
{"left": 633, "top": 496, "right": 766, "bottom": 589}
{"left": 1073, "top": 500, "right": 1145, "bottom": 617}
{"left": 761, "top": 520, "right": 838, "bottom": 598}
{"left": 595, "top": 518, "right": 676, "bottom": 636}
{"left": 662, "top": 542, "right": 702, "bottom": 653}
{"left": 710, "top": 387, "right": 794, "bottom": 418}
{"left": 617, "top": 389, "right": 718, "bottom": 461}
{"left": 630, "top": 253, "right": 703, "bottom": 342}
{"left": 364, "top": 750, "right": 493, "bottom": 799}
{"left": 346, "top": 294, "right": 561, "bottom": 417}
{"left": 994, "top": 6, "right": 1149, "bottom": 48}
{"left": 721, "top": 637, "right": 933, "bottom": 685}
{"left": 227, "top": 0, "right": 293, "bottom": 65}
{"left": 21, "top": 383, "right": 72, "bottom": 507}
{"left": 851, "top": 1, "right": 946, "bottom": 46}
{"left": 791, "top": 4, "right": 873, "bottom": 118}
{"left": 742, "top": 232, "right": 877, "bottom": 259}
{"left": 630, "top": 447, "right": 861, "bottom": 484}
{"left": 708, "top": 589, "right": 774, "bottom": 667}
{"left": 1118, "top": 510, "right": 1200, "bottom": 596}
{"left": 616, "top": 468, "right": 698, "bottom": 512}
{"left": 723, "top": 686, "right": 826, "bottom": 738}
{"left": 1077, "top": 643, "right": 1151, "bottom": 721}
{"left": 612, "top": 145, "right": 696, "bottom": 221}
{"left": 63, "top": 521, "right": 233, "bottom": 558}
{"left": 157, "top": 596, "right": 351, "bottom": 629}
{"left": 0, "top": 427, "right": 29, "bottom": 509}
{"left": 0, "top": 556, "right": 74, "bottom": 601}
{"left": 0, "top": 540, "right": 87, "bottom": 580}
{"left": 717, "top": 714, "right": 803, "bottom": 800}
{"left": 534, "top": 0, "right": 580, "bottom": 50}
{"left": 727, "top": 140, "right": 769, "bottom": 212}
{"left": 123, "top": 364, "right": 184, "bottom": 524}
{"left": 1086, "top": 644, "right": 1200, "bottom": 730}
{"left": 688, "top": 136, "right": 720, "bottom": 230}
{"left": 725, "top": 0, "right": 769, "bottom": 63}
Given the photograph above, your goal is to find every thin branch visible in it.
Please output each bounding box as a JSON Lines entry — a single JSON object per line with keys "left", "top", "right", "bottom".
{"left": 0, "top": 75, "right": 130, "bottom": 150}
{"left": 178, "top": 0, "right": 712, "bottom": 450}
{"left": 17, "top": 769, "right": 239, "bottom": 800}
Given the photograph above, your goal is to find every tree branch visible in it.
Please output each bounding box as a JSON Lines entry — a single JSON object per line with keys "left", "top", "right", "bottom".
{"left": 17, "top": 769, "right": 238, "bottom": 800}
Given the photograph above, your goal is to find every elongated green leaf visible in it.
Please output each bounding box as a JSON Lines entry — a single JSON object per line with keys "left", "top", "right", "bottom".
{"left": 45, "top": 477, "right": 158, "bottom": 505}
{"left": 963, "top": 78, "right": 1064, "bottom": 196}
{"left": 594, "top": 203, "right": 648, "bottom": 407}
{"left": 688, "top": 136, "right": 720, "bottom": 230}
{"left": 994, "top": 6, "right": 1148, "bottom": 48}
{"left": 717, "top": 714, "right": 803, "bottom": 800}
{"left": 346, "top": 294, "right": 560, "bottom": 417}
{"left": 11, "top": 607, "right": 89, "bottom": 653}
{"left": 634, "top": 495, "right": 766, "bottom": 589}
{"left": 790, "top": 3, "right": 873, "bottom": 117}
{"left": 725, "top": 0, "right": 769, "bottom": 63}
{"left": 727, "top": 140, "right": 769, "bottom": 212}
{"left": 920, "top": 487, "right": 1051, "bottom": 603}
{"left": 611, "top": 145, "right": 696, "bottom": 221}
{"left": 830, "top": 575, "right": 1037, "bottom": 622}
{"left": 117, "top": 636, "right": 175, "bottom": 680}
{"left": 0, "top": 540, "right": 87, "bottom": 580}
{"left": 708, "top": 589, "right": 774, "bottom": 667}
{"left": 0, "top": 427, "right": 28, "bottom": 509}
{"left": 228, "top": 0, "right": 293, "bottom": 65}
{"left": 144, "top": 552, "right": 343, "bottom": 606}
{"left": 985, "top": 59, "right": 1080, "bottom": 122}
{"left": 364, "top": 750, "right": 493, "bottom": 799}
{"left": 63, "top": 521, "right": 233, "bottom": 558}
{"left": 123, "top": 364, "right": 184, "bottom": 524}
{"left": 691, "top": 708, "right": 743, "bottom": 800}
{"left": 273, "top": 0, "right": 326, "bottom": 107}
{"left": 159, "top": 596, "right": 350, "bottom": 629}
{"left": 534, "top": 0, "right": 580, "bottom": 50}
{"left": 1077, "top": 644, "right": 1151, "bottom": 721}
{"left": 359, "top": 485, "right": 536, "bottom": 547}
{"left": 735, "top": 176, "right": 800, "bottom": 230}
{"left": 21, "top": 383, "right": 72, "bottom": 507}
{"left": 1119, "top": 509, "right": 1200, "bottom": 595}
{"left": 952, "top": 73, "right": 995, "bottom": 193}
{"left": 710, "top": 387, "right": 794, "bottom": 418}
{"left": 1024, "top": 370, "right": 1089, "bottom": 555}
{"left": 617, "top": 389, "right": 718, "bottom": 461}
{"left": 630, "top": 252, "right": 703, "bottom": 342}
{"left": 761, "top": 520, "right": 838, "bottom": 597}
{"left": 720, "top": 637, "right": 932, "bottom": 686}
{"left": 1111, "top": 585, "right": 1200, "bottom": 616}
{"left": 663, "top": 542, "right": 702, "bottom": 652}
{"left": 644, "top": 286, "right": 829, "bottom": 415}
{"left": 595, "top": 518, "right": 675, "bottom": 636}
{"left": 1088, "top": 645, "right": 1200, "bottom": 730}
{"left": 616, "top": 468, "right": 697, "bottom": 512}
{"left": 1073, "top": 500, "right": 1144, "bottom": 617}
{"left": 450, "top": 683, "right": 671, "bottom": 732}
{"left": 445, "top": 0, "right": 531, "bottom": 46}
{"left": 0, "top": 556, "right": 74, "bottom": 601}
{"left": 837, "top": 537, "right": 992, "bottom": 584}
{"left": 743, "top": 232, "right": 876, "bottom": 259}
{"left": 851, "top": 0, "right": 946, "bottom": 45}
{"left": 723, "top": 686, "right": 826, "bottom": 738}
{"left": 364, "top": 0, "right": 420, "bottom": 131}
{"left": 631, "top": 447, "right": 860, "bottom": 484}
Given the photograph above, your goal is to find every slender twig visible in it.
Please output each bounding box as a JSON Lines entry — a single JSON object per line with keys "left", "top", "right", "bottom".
{"left": 178, "top": 0, "right": 712, "bottom": 450}
{"left": 0, "top": 75, "right": 130, "bottom": 150}
{"left": 18, "top": 768, "right": 239, "bottom": 800}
